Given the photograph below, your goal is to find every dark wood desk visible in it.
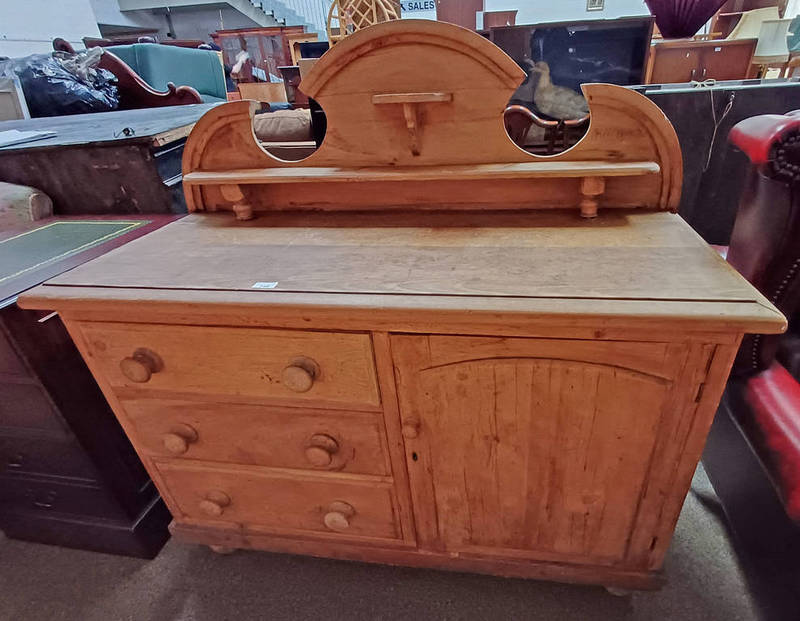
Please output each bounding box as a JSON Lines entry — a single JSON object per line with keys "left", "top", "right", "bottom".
{"left": 0, "top": 104, "right": 220, "bottom": 216}
{"left": 0, "top": 215, "right": 177, "bottom": 557}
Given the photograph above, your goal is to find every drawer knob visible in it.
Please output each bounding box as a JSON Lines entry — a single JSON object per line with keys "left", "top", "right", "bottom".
{"left": 199, "top": 490, "right": 231, "bottom": 517}
{"left": 162, "top": 423, "right": 198, "bottom": 455}
{"left": 305, "top": 433, "right": 340, "bottom": 467}
{"left": 324, "top": 500, "right": 355, "bottom": 532}
{"left": 281, "top": 356, "right": 320, "bottom": 393}
{"left": 120, "top": 348, "right": 163, "bottom": 383}
{"left": 401, "top": 419, "right": 420, "bottom": 439}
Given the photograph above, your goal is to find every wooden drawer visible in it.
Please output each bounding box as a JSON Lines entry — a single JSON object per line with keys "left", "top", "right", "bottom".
{"left": 78, "top": 322, "right": 380, "bottom": 409}
{"left": 122, "top": 398, "right": 390, "bottom": 475}
{"left": 0, "top": 382, "right": 66, "bottom": 434}
{"left": 0, "top": 435, "right": 98, "bottom": 480}
{"left": 0, "top": 472, "right": 127, "bottom": 520}
{"left": 157, "top": 461, "right": 401, "bottom": 541}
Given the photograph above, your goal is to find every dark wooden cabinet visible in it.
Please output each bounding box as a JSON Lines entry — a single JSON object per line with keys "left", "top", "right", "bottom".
{"left": 645, "top": 38, "right": 757, "bottom": 84}
{"left": 212, "top": 26, "right": 305, "bottom": 81}
{"left": 0, "top": 303, "right": 170, "bottom": 557}
{"left": 0, "top": 216, "right": 176, "bottom": 557}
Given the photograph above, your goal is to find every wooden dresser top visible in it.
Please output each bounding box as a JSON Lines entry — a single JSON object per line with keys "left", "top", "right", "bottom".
{"left": 24, "top": 210, "right": 784, "bottom": 334}
{"left": 17, "top": 22, "right": 786, "bottom": 335}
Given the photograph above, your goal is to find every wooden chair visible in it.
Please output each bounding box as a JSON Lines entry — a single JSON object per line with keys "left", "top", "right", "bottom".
{"left": 727, "top": 6, "right": 781, "bottom": 40}
{"left": 750, "top": 18, "right": 792, "bottom": 78}
{"left": 327, "top": 0, "right": 400, "bottom": 44}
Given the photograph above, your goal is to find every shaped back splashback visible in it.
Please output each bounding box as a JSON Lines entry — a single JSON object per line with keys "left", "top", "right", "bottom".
{"left": 183, "top": 20, "right": 682, "bottom": 218}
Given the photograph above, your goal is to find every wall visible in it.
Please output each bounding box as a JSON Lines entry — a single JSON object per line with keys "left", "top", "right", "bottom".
{"left": 483, "top": 0, "right": 650, "bottom": 25}
{"left": 167, "top": 7, "right": 261, "bottom": 41}
{"left": 0, "top": 0, "right": 101, "bottom": 57}
{"left": 91, "top": 0, "right": 265, "bottom": 41}
{"left": 90, "top": 0, "right": 166, "bottom": 35}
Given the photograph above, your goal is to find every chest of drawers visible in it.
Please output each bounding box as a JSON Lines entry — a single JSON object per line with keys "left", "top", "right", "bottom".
{"left": 20, "top": 20, "right": 786, "bottom": 590}
{"left": 0, "top": 217, "right": 176, "bottom": 557}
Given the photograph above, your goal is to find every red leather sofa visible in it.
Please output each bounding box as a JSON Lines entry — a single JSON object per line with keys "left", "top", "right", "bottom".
{"left": 702, "top": 111, "right": 800, "bottom": 618}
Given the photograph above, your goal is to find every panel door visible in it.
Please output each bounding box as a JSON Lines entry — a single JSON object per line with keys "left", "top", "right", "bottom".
{"left": 392, "top": 335, "right": 691, "bottom": 564}
{"left": 648, "top": 46, "right": 701, "bottom": 83}
{"left": 700, "top": 42, "right": 755, "bottom": 81}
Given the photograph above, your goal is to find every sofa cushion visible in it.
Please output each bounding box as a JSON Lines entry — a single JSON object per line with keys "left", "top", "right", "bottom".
{"left": 744, "top": 362, "right": 800, "bottom": 522}
{"left": 779, "top": 333, "right": 800, "bottom": 383}
{"left": 252, "top": 109, "right": 312, "bottom": 142}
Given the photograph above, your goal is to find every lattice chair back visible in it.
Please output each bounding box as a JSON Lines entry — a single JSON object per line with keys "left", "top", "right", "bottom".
{"left": 327, "top": 0, "right": 400, "bottom": 44}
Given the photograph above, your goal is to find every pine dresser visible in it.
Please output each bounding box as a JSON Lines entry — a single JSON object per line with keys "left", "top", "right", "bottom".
{"left": 19, "top": 20, "right": 786, "bottom": 590}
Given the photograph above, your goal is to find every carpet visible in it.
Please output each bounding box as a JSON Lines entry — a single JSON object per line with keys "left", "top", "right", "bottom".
{"left": 0, "top": 464, "right": 757, "bottom": 621}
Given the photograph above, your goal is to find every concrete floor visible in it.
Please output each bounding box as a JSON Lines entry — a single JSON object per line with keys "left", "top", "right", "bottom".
{"left": 0, "top": 465, "right": 758, "bottom": 621}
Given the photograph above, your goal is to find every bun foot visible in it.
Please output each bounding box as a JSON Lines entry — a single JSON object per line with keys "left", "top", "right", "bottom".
{"left": 209, "top": 545, "right": 235, "bottom": 554}
{"left": 605, "top": 586, "right": 631, "bottom": 597}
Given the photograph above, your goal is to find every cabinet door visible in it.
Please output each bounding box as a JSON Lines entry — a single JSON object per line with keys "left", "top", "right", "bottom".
{"left": 648, "top": 46, "right": 701, "bottom": 83}
{"left": 700, "top": 42, "right": 755, "bottom": 81}
{"left": 436, "top": 0, "right": 482, "bottom": 30}
{"left": 392, "top": 335, "right": 692, "bottom": 564}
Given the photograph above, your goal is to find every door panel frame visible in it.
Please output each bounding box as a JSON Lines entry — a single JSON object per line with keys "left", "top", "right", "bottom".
{"left": 390, "top": 333, "right": 717, "bottom": 568}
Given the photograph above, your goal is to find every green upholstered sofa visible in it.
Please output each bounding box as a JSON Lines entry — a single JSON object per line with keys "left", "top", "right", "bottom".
{"left": 107, "top": 44, "right": 227, "bottom": 104}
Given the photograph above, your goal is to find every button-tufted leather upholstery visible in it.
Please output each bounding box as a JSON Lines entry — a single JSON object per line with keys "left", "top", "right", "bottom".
{"left": 718, "top": 111, "right": 800, "bottom": 522}
{"left": 728, "top": 113, "right": 800, "bottom": 376}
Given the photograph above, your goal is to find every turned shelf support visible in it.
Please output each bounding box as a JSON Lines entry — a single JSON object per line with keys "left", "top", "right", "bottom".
{"left": 220, "top": 183, "right": 254, "bottom": 221}
{"left": 402, "top": 103, "right": 421, "bottom": 156}
{"left": 372, "top": 92, "right": 452, "bottom": 156}
{"left": 580, "top": 176, "right": 605, "bottom": 218}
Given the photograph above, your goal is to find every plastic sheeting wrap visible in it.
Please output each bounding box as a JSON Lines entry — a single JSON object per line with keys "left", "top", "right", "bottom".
{"left": 0, "top": 48, "right": 119, "bottom": 117}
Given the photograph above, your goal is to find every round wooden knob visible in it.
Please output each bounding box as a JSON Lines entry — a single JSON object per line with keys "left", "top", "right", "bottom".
{"left": 305, "top": 446, "right": 332, "bottom": 466}
{"left": 162, "top": 423, "right": 198, "bottom": 455}
{"left": 120, "top": 348, "right": 163, "bottom": 383}
{"left": 323, "top": 500, "right": 355, "bottom": 532}
{"left": 401, "top": 420, "right": 420, "bottom": 439}
{"left": 305, "top": 434, "right": 339, "bottom": 467}
{"left": 324, "top": 511, "right": 350, "bottom": 532}
{"left": 282, "top": 365, "right": 314, "bottom": 392}
{"left": 281, "top": 357, "right": 320, "bottom": 393}
{"left": 199, "top": 490, "right": 230, "bottom": 518}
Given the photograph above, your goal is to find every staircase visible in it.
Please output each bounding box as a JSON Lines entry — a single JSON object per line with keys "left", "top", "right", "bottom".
{"left": 236, "top": 0, "right": 284, "bottom": 27}
{"left": 252, "top": 0, "right": 330, "bottom": 39}
{"left": 117, "top": 0, "right": 283, "bottom": 28}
